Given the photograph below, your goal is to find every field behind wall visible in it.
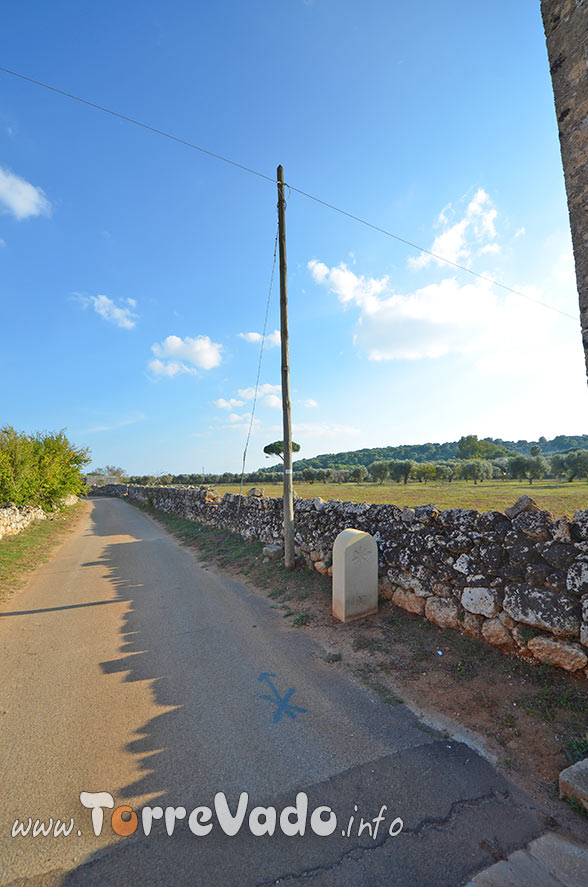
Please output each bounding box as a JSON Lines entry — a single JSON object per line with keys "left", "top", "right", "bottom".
{"left": 216, "top": 478, "right": 588, "bottom": 517}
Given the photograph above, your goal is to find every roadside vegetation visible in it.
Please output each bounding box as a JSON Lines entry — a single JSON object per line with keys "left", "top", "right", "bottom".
{"left": 0, "top": 426, "right": 90, "bottom": 509}
{"left": 0, "top": 501, "right": 87, "bottom": 601}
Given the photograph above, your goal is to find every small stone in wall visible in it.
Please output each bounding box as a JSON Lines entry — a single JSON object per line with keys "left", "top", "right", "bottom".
{"left": 461, "top": 587, "right": 500, "bottom": 618}
{"left": 498, "top": 611, "right": 516, "bottom": 630}
{"left": 392, "top": 587, "right": 426, "bottom": 616}
{"left": 541, "top": 541, "right": 576, "bottom": 570}
{"left": 481, "top": 618, "right": 513, "bottom": 649}
{"left": 580, "top": 594, "right": 588, "bottom": 648}
{"left": 425, "top": 597, "right": 459, "bottom": 630}
{"left": 566, "top": 561, "right": 588, "bottom": 598}
{"left": 552, "top": 518, "right": 572, "bottom": 543}
{"left": 386, "top": 568, "right": 430, "bottom": 597}
{"left": 511, "top": 510, "right": 552, "bottom": 542}
{"left": 453, "top": 554, "right": 470, "bottom": 575}
{"left": 460, "top": 611, "right": 482, "bottom": 638}
{"left": 314, "top": 560, "right": 329, "bottom": 575}
{"left": 527, "top": 636, "right": 588, "bottom": 672}
{"left": 505, "top": 496, "right": 539, "bottom": 519}
{"left": 262, "top": 544, "right": 283, "bottom": 561}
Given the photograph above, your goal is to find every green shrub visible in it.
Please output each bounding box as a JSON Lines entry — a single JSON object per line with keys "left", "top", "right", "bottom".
{"left": 0, "top": 426, "right": 90, "bottom": 509}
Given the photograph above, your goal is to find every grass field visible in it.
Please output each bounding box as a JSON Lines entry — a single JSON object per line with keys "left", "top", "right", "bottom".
{"left": 215, "top": 479, "right": 588, "bottom": 518}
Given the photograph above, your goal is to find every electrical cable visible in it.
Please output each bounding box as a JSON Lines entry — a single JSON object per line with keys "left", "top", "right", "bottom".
{"left": 236, "top": 227, "right": 279, "bottom": 527}
{"left": 0, "top": 65, "right": 578, "bottom": 322}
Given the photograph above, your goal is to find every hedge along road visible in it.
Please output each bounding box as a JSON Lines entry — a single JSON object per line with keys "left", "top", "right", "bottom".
{"left": 0, "top": 497, "right": 544, "bottom": 886}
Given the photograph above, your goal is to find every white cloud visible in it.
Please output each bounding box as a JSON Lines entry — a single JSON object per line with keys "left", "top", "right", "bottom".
{"left": 479, "top": 243, "right": 501, "bottom": 256}
{"left": 408, "top": 188, "right": 497, "bottom": 270}
{"left": 91, "top": 294, "right": 138, "bottom": 329}
{"left": 308, "top": 260, "right": 388, "bottom": 307}
{"left": 514, "top": 227, "right": 526, "bottom": 239}
{"left": 310, "top": 256, "right": 565, "bottom": 365}
{"left": 263, "top": 394, "right": 282, "bottom": 408}
{"left": 237, "top": 383, "right": 281, "bottom": 400}
{"left": 0, "top": 166, "right": 51, "bottom": 220}
{"left": 214, "top": 397, "right": 245, "bottom": 410}
{"left": 238, "top": 329, "right": 281, "bottom": 347}
{"left": 150, "top": 334, "right": 222, "bottom": 376}
{"left": 301, "top": 398, "right": 318, "bottom": 408}
{"left": 148, "top": 358, "right": 197, "bottom": 378}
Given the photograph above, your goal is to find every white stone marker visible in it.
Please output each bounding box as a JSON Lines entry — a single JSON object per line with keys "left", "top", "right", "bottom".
{"left": 332, "top": 528, "right": 378, "bottom": 622}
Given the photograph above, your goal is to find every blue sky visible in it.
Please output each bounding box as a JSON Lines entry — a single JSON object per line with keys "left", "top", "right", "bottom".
{"left": 1, "top": 0, "right": 586, "bottom": 474}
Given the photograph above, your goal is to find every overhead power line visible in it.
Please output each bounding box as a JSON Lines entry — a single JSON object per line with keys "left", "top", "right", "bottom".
{"left": 0, "top": 65, "right": 578, "bottom": 322}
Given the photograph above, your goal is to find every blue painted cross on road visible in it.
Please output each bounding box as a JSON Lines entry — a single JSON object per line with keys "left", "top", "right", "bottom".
{"left": 258, "top": 672, "right": 307, "bottom": 723}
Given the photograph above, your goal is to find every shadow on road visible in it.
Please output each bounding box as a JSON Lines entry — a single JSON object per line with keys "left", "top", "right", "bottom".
{"left": 58, "top": 500, "right": 542, "bottom": 886}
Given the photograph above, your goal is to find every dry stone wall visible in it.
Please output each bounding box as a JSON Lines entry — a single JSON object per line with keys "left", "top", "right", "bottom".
{"left": 0, "top": 496, "right": 79, "bottom": 541}
{"left": 96, "top": 484, "right": 588, "bottom": 677}
{"left": 0, "top": 504, "right": 47, "bottom": 540}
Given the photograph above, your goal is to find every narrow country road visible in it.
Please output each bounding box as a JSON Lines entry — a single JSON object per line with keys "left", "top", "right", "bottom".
{"left": 0, "top": 498, "right": 547, "bottom": 885}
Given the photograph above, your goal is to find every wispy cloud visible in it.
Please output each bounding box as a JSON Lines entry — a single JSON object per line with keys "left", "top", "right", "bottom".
{"left": 92, "top": 295, "right": 138, "bottom": 329}
{"left": 214, "top": 397, "right": 245, "bottom": 410}
{"left": 81, "top": 414, "right": 145, "bottom": 434}
{"left": 149, "top": 334, "right": 223, "bottom": 377}
{"left": 238, "top": 329, "right": 281, "bottom": 348}
{"left": 0, "top": 166, "right": 51, "bottom": 220}
{"left": 237, "top": 383, "right": 281, "bottom": 400}
{"left": 408, "top": 188, "right": 497, "bottom": 270}
{"left": 301, "top": 398, "right": 318, "bottom": 408}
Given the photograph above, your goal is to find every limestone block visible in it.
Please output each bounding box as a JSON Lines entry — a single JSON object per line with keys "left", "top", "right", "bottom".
{"left": 392, "top": 587, "right": 426, "bottom": 615}
{"left": 581, "top": 595, "right": 588, "bottom": 648}
{"left": 424, "top": 596, "right": 459, "bottom": 629}
{"left": 559, "top": 759, "right": 588, "bottom": 812}
{"left": 332, "top": 529, "right": 378, "bottom": 623}
{"left": 262, "top": 544, "right": 283, "bottom": 561}
{"left": 503, "top": 584, "right": 580, "bottom": 637}
{"left": 461, "top": 587, "right": 499, "bottom": 617}
{"left": 499, "top": 611, "right": 516, "bottom": 630}
{"left": 505, "top": 495, "right": 539, "bottom": 519}
{"left": 481, "top": 618, "right": 512, "bottom": 649}
{"left": 527, "top": 636, "right": 588, "bottom": 672}
{"left": 460, "top": 611, "right": 482, "bottom": 638}
{"left": 567, "top": 561, "right": 588, "bottom": 597}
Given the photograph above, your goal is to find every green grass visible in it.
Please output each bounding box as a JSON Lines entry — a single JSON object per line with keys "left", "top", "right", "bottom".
{"left": 0, "top": 502, "right": 86, "bottom": 600}
{"left": 215, "top": 478, "right": 588, "bottom": 517}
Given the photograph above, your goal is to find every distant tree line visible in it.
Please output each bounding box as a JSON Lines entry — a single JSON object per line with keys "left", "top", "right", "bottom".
{"left": 283, "top": 433, "right": 588, "bottom": 473}
{"left": 0, "top": 426, "right": 90, "bottom": 508}
{"left": 121, "top": 448, "right": 588, "bottom": 489}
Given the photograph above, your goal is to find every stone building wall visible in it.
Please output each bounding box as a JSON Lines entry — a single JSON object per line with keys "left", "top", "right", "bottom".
{"left": 541, "top": 0, "right": 588, "bottom": 377}
{"left": 96, "top": 483, "right": 588, "bottom": 678}
{"left": 0, "top": 504, "right": 46, "bottom": 540}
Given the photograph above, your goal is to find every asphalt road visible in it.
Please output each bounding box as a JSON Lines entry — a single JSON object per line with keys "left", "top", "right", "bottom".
{"left": 0, "top": 498, "right": 545, "bottom": 886}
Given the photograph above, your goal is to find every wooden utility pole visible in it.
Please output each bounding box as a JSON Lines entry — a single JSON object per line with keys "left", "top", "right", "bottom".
{"left": 541, "top": 0, "right": 588, "bottom": 384}
{"left": 277, "top": 164, "right": 295, "bottom": 570}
